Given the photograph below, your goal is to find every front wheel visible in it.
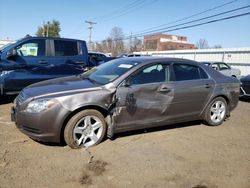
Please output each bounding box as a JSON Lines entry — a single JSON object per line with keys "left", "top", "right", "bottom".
{"left": 64, "top": 110, "right": 107, "bottom": 148}
{"left": 204, "top": 97, "right": 227, "bottom": 126}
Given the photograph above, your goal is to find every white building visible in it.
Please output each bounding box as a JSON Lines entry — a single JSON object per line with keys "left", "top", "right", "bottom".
{"left": 0, "top": 39, "right": 15, "bottom": 48}
{"left": 135, "top": 47, "right": 250, "bottom": 75}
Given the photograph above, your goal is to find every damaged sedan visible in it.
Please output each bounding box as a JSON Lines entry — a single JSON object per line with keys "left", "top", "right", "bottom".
{"left": 11, "top": 57, "right": 240, "bottom": 148}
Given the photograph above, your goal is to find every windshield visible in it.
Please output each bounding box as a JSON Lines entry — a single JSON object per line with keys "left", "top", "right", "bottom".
{"left": 82, "top": 58, "right": 139, "bottom": 84}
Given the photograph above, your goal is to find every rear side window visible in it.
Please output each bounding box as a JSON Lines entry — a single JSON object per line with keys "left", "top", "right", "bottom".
{"left": 199, "top": 67, "right": 209, "bottom": 79}
{"left": 173, "top": 64, "right": 208, "bottom": 81}
{"left": 54, "top": 40, "right": 78, "bottom": 56}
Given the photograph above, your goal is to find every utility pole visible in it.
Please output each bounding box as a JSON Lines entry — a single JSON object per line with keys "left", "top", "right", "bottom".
{"left": 43, "top": 21, "right": 45, "bottom": 37}
{"left": 129, "top": 32, "right": 133, "bottom": 52}
{"left": 85, "top": 20, "right": 97, "bottom": 51}
{"left": 46, "top": 21, "right": 50, "bottom": 37}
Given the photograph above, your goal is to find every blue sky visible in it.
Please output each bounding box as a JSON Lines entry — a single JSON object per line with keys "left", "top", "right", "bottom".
{"left": 0, "top": 0, "right": 250, "bottom": 48}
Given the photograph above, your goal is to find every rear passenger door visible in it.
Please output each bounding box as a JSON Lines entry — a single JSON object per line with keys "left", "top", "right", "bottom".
{"left": 48, "top": 39, "right": 87, "bottom": 76}
{"left": 168, "top": 63, "right": 215, "bottom": 120}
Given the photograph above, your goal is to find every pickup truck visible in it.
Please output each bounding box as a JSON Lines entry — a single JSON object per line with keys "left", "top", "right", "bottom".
{"left": 0, "top": 36, "right": 104, "bottom": 95}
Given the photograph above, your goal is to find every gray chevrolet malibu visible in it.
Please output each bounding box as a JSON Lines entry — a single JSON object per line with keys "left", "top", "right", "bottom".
{"left": 11, "top": 57, "right": 240, "bottom": 148}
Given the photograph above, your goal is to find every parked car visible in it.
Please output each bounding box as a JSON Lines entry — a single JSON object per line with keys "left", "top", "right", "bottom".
{"left": 202, "top": 62, "right": 241, "bottom": 79}
{"left": 127, "top": 54, "right": 142, "bottom": 57}
{"left": 88, "top": 52, "right": 115, "bottom": 66}
{"left": 0, "top": 36, "right": 108, "bottom": 95}
{"left": 11, "top": 57, "right": 240, "bottom": 148}
{"left": 88, "top": 51, "right": 110, "bottom": 57}
{"left": 117, "top": 53, "right": 128, "bottom": 58}
{"left": 240, "top": 74, "right": 250, "bottom": 98}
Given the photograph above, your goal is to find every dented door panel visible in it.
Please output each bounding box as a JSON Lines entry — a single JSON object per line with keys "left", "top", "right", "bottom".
{"left": 114, "top": 82, "right": 174, "bottom": 132}
{"left": 167, "top": 79, "right": 215, "bottom": 120}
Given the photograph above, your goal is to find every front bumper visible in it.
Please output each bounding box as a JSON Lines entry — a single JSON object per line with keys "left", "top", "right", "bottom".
{"left": 11, "top": 103, "right": 70, "bottom": 143}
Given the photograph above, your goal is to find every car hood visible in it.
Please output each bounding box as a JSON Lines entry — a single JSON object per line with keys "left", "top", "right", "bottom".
{"left": 241, "top": 74, "right": 250, "bottom": 82}
{"left": 23, "top": 75, "right": 103, "bottom": 98}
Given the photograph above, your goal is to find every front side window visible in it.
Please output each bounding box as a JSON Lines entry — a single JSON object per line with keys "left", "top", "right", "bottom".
{"left": 16, "top": 40, "right": 45, "bottom": 56}
{"left": 130, "top": 64, "right": 169, "bottom": 85}
{"left": 174, "top": 64, "right": 206, "bottom": 81}
{"left": 54, "top": 40, "right": 78, "bottom": 56}
{"left": 211, "top": 64, "right": 219, "bottom": 70}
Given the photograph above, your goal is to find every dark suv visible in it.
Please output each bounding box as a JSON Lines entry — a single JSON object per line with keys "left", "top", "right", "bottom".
{"left": 0, "top": 36, "right": 88, "bottom": 95}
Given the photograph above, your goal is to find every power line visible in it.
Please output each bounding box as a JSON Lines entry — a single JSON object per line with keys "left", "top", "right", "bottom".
{"left": 159, "top": 12, "right": 250, "bottom": 35}
{"left": 92, "top": 0, "right": 147, "bottom": 21}
{"left": 63, "top": 0, "right": 149, "bottom": 38}
{"left": 101, "top": 0, "right": 158, "bottom": 22}
{"left": 95, "top": 11, "right": 250, "bottom": 42}
{"left": 129, "top": 5, "right": 250, "bottom": 38}
{"left": 92, "top": 0, "right": 244, "bottom": 42}
{"left": 133, "top": 0, "right": 240, "bottom": 35}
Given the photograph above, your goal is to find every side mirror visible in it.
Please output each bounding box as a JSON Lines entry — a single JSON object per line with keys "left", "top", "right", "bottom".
{"left": 124, "top": 79, "right": 131, "bottom": 87}
{"left": 6, "top": 49, "right": 17, "bottom": 59}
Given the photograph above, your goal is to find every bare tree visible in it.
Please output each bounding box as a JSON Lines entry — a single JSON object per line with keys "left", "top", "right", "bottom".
{"left": 106, "top": 37, "right": 113, "bottom": 53}
{"left": 92, "top": 27, "right": 128, "bottom": 56}
{"left": 196, "top": 38, "right": 209, "bottom": 49}
{"left": 129, "top": 37, "right": 142, "bottom": 53}
{"left": 110, "top": 27, "right": 125, "bottom": 56}
{"left": 213, "top": 44, "right": 222, "bottom": 48}
{"left": 95, "top": 42, "right": 103, "bottom": 52}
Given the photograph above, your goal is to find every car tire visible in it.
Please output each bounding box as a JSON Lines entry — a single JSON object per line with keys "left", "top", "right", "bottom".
{"left": 64, "top": 110, "right": 107, "bottom": 148}
{"left": 204, "top": 97, "right": 227, "bottom": 126}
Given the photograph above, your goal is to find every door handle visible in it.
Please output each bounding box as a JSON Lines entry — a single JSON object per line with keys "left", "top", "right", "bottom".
{"left": 39, "top": 60, "right": 48, "bottom": 65}
{"left": 159, "top": 86, "right": 172, "bottom": 92}
{"left": 205, "top": 84, "right": 212, "bottom": 88}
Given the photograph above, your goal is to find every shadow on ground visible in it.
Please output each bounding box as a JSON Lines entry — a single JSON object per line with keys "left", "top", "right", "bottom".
{"left": 113, "top": 120, "right": 202, "bottom": 140}
{"left": 0, "top": 95, "right": 16, "bottom": 105}
{"left": 33, "top": 139, "right": 67, "bottom": 147}
{"left": 32, "top": 120, "right": 203, "bottom": 148}
{"left": 239, "top": 97, "right": 250, "bottom": 103}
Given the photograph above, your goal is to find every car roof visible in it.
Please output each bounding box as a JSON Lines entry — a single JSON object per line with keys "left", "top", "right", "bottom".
{"left": 111, "top": 57, "right": 208, "bottom": 87}
{"left": 89, "top": 51, "right": 104, "bottom": 54}
{"left": 201, "top": 61, "right": 225, "bottom": 64}
{"left": 121, "top": 56, "right": 199, "bottom": 66}
{"left": 21, "top": 36, "right": 85, "bottom": 42}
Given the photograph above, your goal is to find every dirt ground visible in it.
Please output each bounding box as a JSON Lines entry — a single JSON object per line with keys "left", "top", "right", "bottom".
{"left": 0, "top": 96, "right": 249, "bottom": 188}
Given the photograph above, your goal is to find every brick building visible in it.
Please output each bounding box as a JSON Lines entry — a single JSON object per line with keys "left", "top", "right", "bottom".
{"left": 143, "top": 33, "right": 196, "bottom": 51}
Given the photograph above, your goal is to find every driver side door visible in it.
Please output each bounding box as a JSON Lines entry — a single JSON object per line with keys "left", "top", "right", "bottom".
{"left": 4, "top": 39, "right": 48, "bottom": 92}
{"left": 114, "top": 63, "right": 174, "bottom": 132}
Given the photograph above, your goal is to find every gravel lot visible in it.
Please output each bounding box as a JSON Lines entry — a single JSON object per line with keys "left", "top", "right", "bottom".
{"left": 0, "top": 96, "right": 249, "bottom": 188}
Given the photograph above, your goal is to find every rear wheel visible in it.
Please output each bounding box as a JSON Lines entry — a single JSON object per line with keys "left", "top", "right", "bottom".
{"left": 204, "top": 97, "right": 227, "bottom": 126}
{"left": 64, "top": 110, "right": 107, "bottom": 148}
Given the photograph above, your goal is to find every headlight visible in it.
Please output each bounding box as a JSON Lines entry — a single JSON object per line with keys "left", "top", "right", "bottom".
{"left": 25, "top": 98, "right": 56, "bottom": 113}
{"left": 13, "top": 98, "right": 17, "bottom": 108}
